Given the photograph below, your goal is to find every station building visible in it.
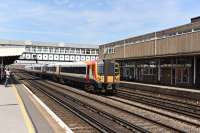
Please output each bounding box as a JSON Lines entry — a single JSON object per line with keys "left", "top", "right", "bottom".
{"left": 99, "top": 17, "right": 200, "bottom": 88}
{"left": 0, "top": 39, "right": 99, "bottom": 64}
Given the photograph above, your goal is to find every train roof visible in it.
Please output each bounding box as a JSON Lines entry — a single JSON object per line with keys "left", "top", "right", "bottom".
{"left": 59, "top": 62, "right": 86, "bottom": 67}
{"left": 25, "top": 64, "right": 46, "bottom": 68}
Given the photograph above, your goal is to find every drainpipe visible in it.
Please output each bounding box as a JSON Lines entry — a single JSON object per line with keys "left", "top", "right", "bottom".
{"left": 154, "top": 32, "right": 157, "bottom": 56}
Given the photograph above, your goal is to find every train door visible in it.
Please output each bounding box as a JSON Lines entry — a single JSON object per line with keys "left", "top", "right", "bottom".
{"left": 86, "top": 64, "right": 94, "bottom": 80}
{"left": 86, "top": 65, "right": 90, "bottom": 80}
{"left": 91, "top": 64, "right": 96, "bottom": 80}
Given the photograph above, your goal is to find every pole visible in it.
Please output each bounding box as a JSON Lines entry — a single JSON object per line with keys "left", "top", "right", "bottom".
{"left": 158, "top": 59, "right": 161, "bottom": 81}
{"left": 171, "top": 59, "right": 173, "bottom": 85}
{"left": 1, "top": 58, "right": 3, "bottom": 80}
{"left": 154, "top": 32, "right": 157, "bottom": 56}
{"left": 175, "top": 58, "right": 177, "bottom": 85}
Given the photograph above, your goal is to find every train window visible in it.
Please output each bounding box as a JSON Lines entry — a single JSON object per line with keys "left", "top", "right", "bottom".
{"left": 50, "top": 67, "right": 56, "bottom": 72}
{"left": 108, "top": 63, "right": 114, "bottom": 75}
{"left": 34, "top": 67, "right": 41, "bottom": 71}
{"left": 47, "top": 67, "right": 56, "bottom": 72}
{"left": 61, "top": 67, "right": 86, "bottom": 74}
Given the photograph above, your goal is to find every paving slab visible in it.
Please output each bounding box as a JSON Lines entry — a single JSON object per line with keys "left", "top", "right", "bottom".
{"left": 0, "top": 84, "right": 29, "bottom": 133}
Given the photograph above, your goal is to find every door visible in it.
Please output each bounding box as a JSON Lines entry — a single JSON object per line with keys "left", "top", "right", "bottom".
{"left": 175, "top": 68, "right": 190, "bottom": 85}
{"left": 196, "top": 57, "right": 200, "bottom": 86}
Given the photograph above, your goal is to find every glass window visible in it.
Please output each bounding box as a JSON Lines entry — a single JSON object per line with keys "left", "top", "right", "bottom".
{"left": 55, "top": 48, "right": 60, "bottom": 53}
{"left": 43, "top": 47, "right": 48, "bottom": 53}
{"left": 86, "top": 49, "right": 90, "bottom": 54}
{"left": 107, "top": 48, "right": 115, "bottom": 54}
{"left": 98, "top": 64, "right": 104, "bottom": 75}
{"left": 65, "top": 49, "right": 69, "bottom": 53}
{"left": 31, "top": 47, "right": 36, "bottom": 52}
{"left": 96, "top": 50, "right": 99, "bottom": 55}
{"left": 81, "top": 49, "right": 85, "bottom": 54}
{"left": 70, "top": 49, "right": 75, "bottom": 54}
{"left": 61, "top": 67, "right": 86, "bottom": 74}
{"left": 36, "top": 47, "right": 42, "bottom": 53}
{"left": 25, "top": 46, "right": 30, "bottom": 52}
{"left": 47, "top": 67, "right": 56, "bottom": 72}
{"left": 175, "top": 57, "right": 192, "bottom": 84}
{"left": 49, "top": 48, "right": 54, "bottom": 53}
{"left": 60, "top": 48, "right": 64, "bottom": 53}
{"left": 34, "top": 67, "right": 41, "bottom": 71}
{"left": 76, "top": 49, "right": 80, "bottom": 54}
{"left": 91, "top": 50, "right": 96, "bottom": 54}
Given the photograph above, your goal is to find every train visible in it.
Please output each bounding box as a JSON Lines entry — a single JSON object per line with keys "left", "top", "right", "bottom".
{"left": 24, "top": 60, "right": 120, "bottom": 93}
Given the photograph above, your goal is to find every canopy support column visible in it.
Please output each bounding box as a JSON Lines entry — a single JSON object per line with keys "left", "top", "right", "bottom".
{"left": 1, "top": 58, "right": 4, "bottom": 80}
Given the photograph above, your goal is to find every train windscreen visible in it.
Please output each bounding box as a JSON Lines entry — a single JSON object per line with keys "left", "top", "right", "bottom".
{"left": 104, "top": 60, "right": 115, "bottom": 76}
{"left": 97, "top": 64, "right": 104, "bottom": 75}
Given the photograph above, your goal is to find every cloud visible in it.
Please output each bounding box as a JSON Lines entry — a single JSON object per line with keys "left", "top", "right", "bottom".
{"left": 0, "top": 0, "right": 199, "bottom": 44}
{"left": 0, "top": 28, "right": 72, "bottom": 36}
{"left": 53, "top": 0, "right": 70, "bottom": 5}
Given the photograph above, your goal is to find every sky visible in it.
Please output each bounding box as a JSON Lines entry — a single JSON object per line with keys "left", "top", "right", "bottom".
{"left": 0, "top": 0, "right": 199, "bottom": 45}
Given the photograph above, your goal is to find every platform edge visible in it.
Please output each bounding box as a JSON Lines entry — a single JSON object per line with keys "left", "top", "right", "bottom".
{"left": 21, "top": 84, "right": 73, "bottom": 133}
{"left": 12, "top": 84, "right": 36, "bottom": 133}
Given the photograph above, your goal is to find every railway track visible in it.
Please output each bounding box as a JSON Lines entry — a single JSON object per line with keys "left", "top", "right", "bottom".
{"left": 15, "top": 73, "right": 151, "bottom": 133}
{"left": 117, "top": 88, "right": 200, "bottom": 121}
{"left": 14, "top": 73, "right": 99, "bottom": 133}
{"left": 14, "top": 72, "right": 200, "bottom": 132}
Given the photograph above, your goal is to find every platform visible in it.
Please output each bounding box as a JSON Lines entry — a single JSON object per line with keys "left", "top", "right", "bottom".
{"left": 0, "top": 83, "right": 33, "bottom": 133}
{"left": 120, "top": 81, "right": 200, "bottom": 101}
{"left": 0, "top": 79, "right": 71, "bottom": 133}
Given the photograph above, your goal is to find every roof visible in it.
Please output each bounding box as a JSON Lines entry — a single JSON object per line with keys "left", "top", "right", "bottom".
{"left": 0, "top": 46, "right": 25, "bottom": 65}
{"left": 0, "top": 46, "right": 25, "bottom": 57}
{"left": 0, "top": 39, "right": 98, "bottom": 49}
{"left": 101, "top": 17, "right": 200, "bottom": 47}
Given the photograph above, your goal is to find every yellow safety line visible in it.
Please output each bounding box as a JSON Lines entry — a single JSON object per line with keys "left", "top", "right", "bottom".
{"left": 12, "top": 85, "right": 36, "bottom": 133}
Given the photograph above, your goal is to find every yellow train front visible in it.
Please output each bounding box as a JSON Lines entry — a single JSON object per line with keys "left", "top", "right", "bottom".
{"left": 93, "top": 60, "right": 120, "bottom": 93}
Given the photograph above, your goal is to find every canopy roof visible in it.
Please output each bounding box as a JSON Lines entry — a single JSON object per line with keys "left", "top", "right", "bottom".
{"left": 0, "top": 46, "right": 25, "bottom": 65}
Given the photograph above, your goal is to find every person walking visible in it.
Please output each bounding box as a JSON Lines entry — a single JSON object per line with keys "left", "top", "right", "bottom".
{"left": 4, "top": 68, "right": 11, "bottom": 87}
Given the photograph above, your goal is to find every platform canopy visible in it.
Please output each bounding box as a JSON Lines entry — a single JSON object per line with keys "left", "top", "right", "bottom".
{"left": 0, "top": 46, "right": 25, "bottom": 65}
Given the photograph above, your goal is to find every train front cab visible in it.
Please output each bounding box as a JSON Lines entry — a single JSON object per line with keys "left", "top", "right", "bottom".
{"left": 96, "top": 60, "right": 120, "bottom": 93}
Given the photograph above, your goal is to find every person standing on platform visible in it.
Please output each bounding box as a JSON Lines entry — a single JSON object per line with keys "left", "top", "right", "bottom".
{"left": 4, "top": 68, "right": 11, "bottom": 87}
